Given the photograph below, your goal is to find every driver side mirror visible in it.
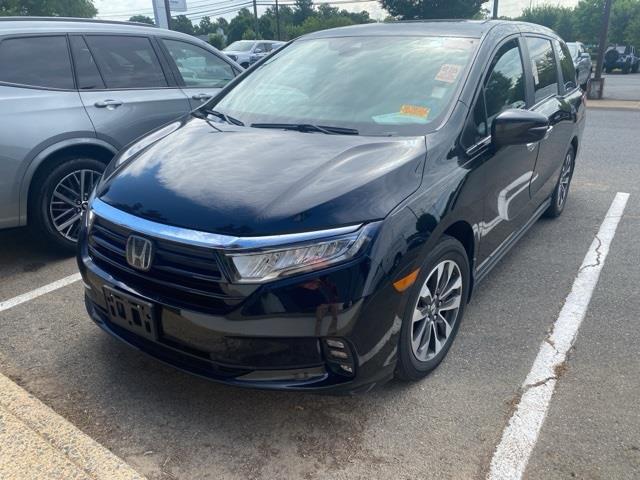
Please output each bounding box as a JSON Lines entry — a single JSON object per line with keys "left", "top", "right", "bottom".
{"left": 254, "top": 48, "right": 263, "bottom": 54}
{"left": 492, "top": 109, "right": 549, "bottom": 148}
{"left": 580, "top": 52, "right": 591, "bottom": 60}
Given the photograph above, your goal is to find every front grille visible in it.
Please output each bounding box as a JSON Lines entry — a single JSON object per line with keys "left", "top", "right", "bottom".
{"left": 88, "top": 216, "right": 242, "bottom": 312}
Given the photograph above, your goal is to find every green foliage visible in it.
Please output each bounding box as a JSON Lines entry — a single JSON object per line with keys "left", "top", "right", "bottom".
{"left": 129, "top": 15, "right": 154, "bottom": 25}
{"left": 171, "top": 15, "right": 195, "bottom": 35}
{"left": 0, "top": 0, "right": 97, "bottom": 17}
{"left": 517, "top": 0, "right": 640, "bottom": 47}
{"left": 518, "top": 6, "right": 574, "bottom": 40}
{"left": 208, "top": 33, "right": 226, "bottom": 50}
{"left": 380, "top": 0, "right": 483, "bottom": 20}
{"left": 227, "top": 8, "right": 257, "bottom": 43}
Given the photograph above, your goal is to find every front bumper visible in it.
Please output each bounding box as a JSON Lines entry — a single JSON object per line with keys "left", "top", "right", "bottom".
{"left": 78, "top": 224, "right": 404, "bottom": 394}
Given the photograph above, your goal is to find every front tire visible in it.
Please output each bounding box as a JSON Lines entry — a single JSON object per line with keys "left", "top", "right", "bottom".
{"left": 544, "top": 147, "right": 575, "bottom": 218}
{"left": 396, "top": 236, "right": 470, "bottom": 381}
{"left": 30, "top": 157, "right": 105, "bottom": 252}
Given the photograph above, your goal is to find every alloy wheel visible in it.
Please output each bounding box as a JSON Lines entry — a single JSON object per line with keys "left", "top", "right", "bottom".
{"left": 411, "top": 260, "right": 463, "bottom": 362}
{"left": 49, "top": 169, "right": 101, "bottom": 242}
{"left": 557, "top": 151, "right": 573, "bottom": 209}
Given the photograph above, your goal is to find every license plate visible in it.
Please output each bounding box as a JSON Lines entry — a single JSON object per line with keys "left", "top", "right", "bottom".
{"left": 103, "top": 286, "right": 157, "bottom": 341}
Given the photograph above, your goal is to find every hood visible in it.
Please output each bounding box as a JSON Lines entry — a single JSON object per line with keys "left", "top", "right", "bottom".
{"left": 98, "top": 117, "right": 426, "bottom": 236}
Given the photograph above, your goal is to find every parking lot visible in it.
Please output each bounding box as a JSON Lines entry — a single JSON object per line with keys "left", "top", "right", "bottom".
{"left": 1, "top": 77, "right": 639, "bottom": 479}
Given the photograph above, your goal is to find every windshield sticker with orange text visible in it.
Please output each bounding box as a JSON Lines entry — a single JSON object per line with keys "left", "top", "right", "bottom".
{"left": 400, "top": 104, "right": 430, "bottom": 119}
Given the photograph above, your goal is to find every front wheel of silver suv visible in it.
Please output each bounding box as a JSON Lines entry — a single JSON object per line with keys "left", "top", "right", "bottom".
{"left": 31, "top": 157, "right": 105, "bottom": 252}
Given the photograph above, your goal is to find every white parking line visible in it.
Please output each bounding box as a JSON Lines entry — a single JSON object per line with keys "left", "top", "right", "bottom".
{"left": 0, "top": 272, "right": 82, "bottom": 312}
{"left": 487, "top": 192, "right": 630, "bottom": 480}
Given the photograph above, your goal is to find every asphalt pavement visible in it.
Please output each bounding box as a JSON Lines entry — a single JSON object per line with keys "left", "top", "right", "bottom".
{"left": 0, "top": 81, "right": 638, "bottom": 479}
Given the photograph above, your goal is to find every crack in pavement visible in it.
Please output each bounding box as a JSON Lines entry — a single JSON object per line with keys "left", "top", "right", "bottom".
{"left": 578, "top": 234, "right": 602, "bottom": 272}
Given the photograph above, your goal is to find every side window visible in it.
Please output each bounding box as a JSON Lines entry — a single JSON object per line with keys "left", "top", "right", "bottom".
{"left": 484, "top": 40, "right": 526, "bottom": 129}
{"left": 84, "top": 35, "right": 167, "bottom": 89}
{"left": 0, "top": 36, "right": 73, "bottom": 89}
{"left": 461, "top": 92, "right": 488, "bottom": 149}
{"left": 259, "top": 43, "right": 272, "bottom": 52}
{"left": 555, "top": 40, "right": 577, "bottom": 91}
{"left": 462, "top": 39, "right": 526, "bottom": 151}
{"left": 70, "top": 36, "right": 105, "bottom": 90}
{"left": 163, "top": 39, "right": 235, "bottom": 88}
{"left": 526, "top": 37, "right": 559, "bottom": 103}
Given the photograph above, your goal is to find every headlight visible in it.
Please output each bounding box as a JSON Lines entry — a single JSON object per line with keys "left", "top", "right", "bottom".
{"left": 116, "top": 121, "right": 181, "bottom": 167}
{"left": 224, "top": 223, "right": 378, "bottom": 283}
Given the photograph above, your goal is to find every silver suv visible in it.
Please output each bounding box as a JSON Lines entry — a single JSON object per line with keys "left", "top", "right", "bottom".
{"left": 0, "top": 17, "right": 241, "bottom": 250}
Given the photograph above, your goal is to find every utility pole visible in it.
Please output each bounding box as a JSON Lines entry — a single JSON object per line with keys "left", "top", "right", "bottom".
{"left": 275, "top": 0, "right": 281, "bottom": 41}
{"left": 492, "top": 0, "right": 499, "bottom": 19}
{"left": 253, "top": 0, "right": 260, "bottom": 39}
{"left": 164, "top": 0, "right": 172, "bottom": 29}
{"left": 588, "top": 0, "right": 613, "bottom": 99}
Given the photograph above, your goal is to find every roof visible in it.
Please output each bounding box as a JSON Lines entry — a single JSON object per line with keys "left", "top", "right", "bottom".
{"left": 302, "top": 19, "right": 557, "bottom": 40}
{"left": 0, "top": 17, "right": 166, "bottom": 36}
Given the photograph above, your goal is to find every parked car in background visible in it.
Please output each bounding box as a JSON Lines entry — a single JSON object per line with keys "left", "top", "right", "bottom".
{"left": 79, "top": 20, "right": 585, "bottom": 393}
{"left": 567, "top": 41, "right": 592, "bottom": 88}
{"left": 0, "top": 17, "right": 241, "bottom": 251}
{"left": 249, "top": 41, "right": 285, "bottom": 65}
{"left": 223, "top": 40, "right": 284, "bottom": 68}
{"left": 604, "top": 45, "right": 639, "bottom": 74}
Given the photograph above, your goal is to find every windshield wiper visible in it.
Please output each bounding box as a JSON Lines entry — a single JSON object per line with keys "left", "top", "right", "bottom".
{"left": 251, "top": 123, "right": 359, "bottom": 135}
{"left": 202, "top": 109, "right": 245, "bottom": 126}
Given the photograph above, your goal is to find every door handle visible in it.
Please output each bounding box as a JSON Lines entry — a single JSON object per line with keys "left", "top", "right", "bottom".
{"left": 191, "top": 93, "right": 212, "bottom": 101}
{"left": 94, "top": 99, "right": 123, "bottom": 109}
{"left": 544, "top": 125, "right": 553, "bottom": 140}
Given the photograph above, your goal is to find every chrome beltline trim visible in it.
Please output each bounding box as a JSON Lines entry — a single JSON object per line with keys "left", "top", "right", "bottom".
{"left": 90, "top": 198, "right": 363, "bottom": 250}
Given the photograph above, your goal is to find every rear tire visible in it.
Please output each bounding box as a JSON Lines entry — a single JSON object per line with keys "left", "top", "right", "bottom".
{"left": 544, "top": 147, "right": 575, "bottom": 219}
{"left": 30, "top": 157, "right": 105, "bottom": 253}
{"left": 395, "top": 236, "right": 470, "bottom": 381}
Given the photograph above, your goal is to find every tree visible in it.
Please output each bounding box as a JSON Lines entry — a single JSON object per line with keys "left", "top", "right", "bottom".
{"left": 0, "top": 0, "right": 97, "bottom": 17}
{"left": 294, "top": 0, "right": 314, "bottom": 24}
{"left": 208, "top": 33, "right": 226, "bottom": 50}
{"left": 380, "top": 0, "right": 483, "bottom": 20}
{"left": 129, "top": 15, "right": 154, "bottom": 25}
{"left": 170, "top": 15, "right": 195, "bottom": 35}
{"left": 196, "top": 16, "right": 216, "bottom": 35}
{"left": 227, "top": 8, "right": 256, "bottom": 43}
{"left": 517, "top": 6, "right": 574, "bottom": 40}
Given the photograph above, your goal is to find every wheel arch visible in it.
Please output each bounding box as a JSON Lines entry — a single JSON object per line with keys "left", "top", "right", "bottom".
{"left": 442, "top": 220, "right": 476, "bottom": 299}
{"left": 20, "top": 138, "right": 117, "bottom": 225}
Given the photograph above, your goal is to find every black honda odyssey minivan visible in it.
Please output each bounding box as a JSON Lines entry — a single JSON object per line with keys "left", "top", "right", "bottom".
{"left": 78, "top": 20, "right": 585, "bottom": 393}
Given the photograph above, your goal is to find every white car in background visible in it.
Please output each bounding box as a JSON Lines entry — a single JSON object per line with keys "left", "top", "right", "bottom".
{"left": 223, "top": 40, "right": 285, "bottom": 68}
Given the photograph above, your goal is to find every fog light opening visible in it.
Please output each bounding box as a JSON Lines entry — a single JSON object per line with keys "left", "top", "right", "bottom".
{"left": 323, "top": 337, "right": 355, "bottom": 378}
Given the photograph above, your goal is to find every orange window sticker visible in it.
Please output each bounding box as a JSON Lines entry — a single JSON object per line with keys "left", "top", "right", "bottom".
{"left": 435, "top": 64, "right": 462, "bottom": 84}
{"left": 400, "top": 104, "right": 430, "bottom": 118}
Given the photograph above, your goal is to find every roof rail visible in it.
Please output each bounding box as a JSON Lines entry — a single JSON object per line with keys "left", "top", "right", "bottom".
{"left": 0, "top": 16, "right": 158, "bottom": 28}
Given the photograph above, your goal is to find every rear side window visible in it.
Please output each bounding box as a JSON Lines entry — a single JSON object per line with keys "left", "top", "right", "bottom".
{"left": 84, "top": 36, "right": 167, "bottom": 89}
{"left": 70, "top": 36, "right": 105, "bottom": 90}
{"left": 0, "top": 36, "right": 73, "bottom": 89}
{"left": 555, "top": 40, "right": 576, "bottom": 91}
{"left": 526, "top": 37, "right": 559, "bottom": 103}
{"left": 163, "top": 39, "right": 235, "bottom": 88}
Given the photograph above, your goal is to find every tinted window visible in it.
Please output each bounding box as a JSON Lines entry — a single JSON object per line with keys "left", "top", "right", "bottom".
{"left": 163, "top": 39, "right": 234, "bottom": 88}
{"left": 484, "top": 40, "right": 526, "bottom": 128}
{"left": 0, "top": 36, "right": 73, "bottom": 89}
{"left": 70, "top": 36, "right": 105, "bottom": 90}
{"left": 84, "top": 36, "right": 167, "bottom": 89}
{"left": 555, "top": 40, "right": 576, "bottom": 91}
{"left": 526, "top": 37, "right": 559, "bottom": 103}
{"left": 461, "top": 92, "right": 488, "bottom": 150}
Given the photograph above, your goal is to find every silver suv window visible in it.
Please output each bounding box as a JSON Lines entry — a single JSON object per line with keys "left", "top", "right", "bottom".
{"left": 84, "top": 35, "right": 167, "bottom": 89}
{"left": 0, "top": 36, "right": 73, "bottom": 89}
{"left": 163, "top": 39, "right": 235, "bottom": 88}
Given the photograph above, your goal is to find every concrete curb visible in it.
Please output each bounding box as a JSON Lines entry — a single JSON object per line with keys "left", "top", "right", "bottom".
{"left": 0, "top": 372, "right": 145, "bottom": 480}
{"left": 587, "top": 99, "right": 640, "bottom": 110}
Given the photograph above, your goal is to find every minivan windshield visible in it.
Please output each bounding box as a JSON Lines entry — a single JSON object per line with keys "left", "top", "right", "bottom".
{"left": 212, "top": 36, "right": 478, "bottom": 136}
{"left": 224, "top": 41, "right": 255, "bottom": 52}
